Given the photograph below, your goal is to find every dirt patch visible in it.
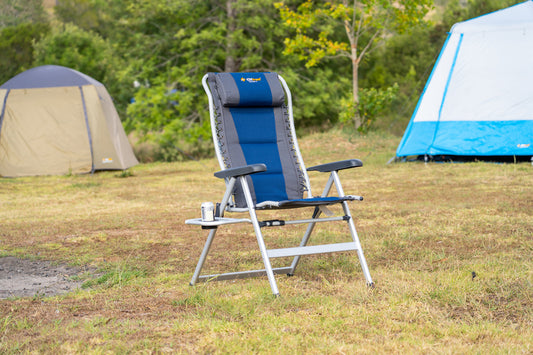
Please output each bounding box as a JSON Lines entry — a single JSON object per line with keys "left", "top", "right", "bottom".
{"left": 0, "top": 257, "right": 88, "bottom": 299}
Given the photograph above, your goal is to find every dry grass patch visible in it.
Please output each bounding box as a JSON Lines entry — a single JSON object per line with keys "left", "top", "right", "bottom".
{"left": 1, "top": 129, "right": 532, "bottom": 353}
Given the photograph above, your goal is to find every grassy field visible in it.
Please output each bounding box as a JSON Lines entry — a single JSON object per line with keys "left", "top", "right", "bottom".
{"left": 1, "top": 129, "right": 532, "bottom": 354}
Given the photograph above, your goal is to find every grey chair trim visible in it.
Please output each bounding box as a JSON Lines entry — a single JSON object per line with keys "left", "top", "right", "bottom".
{"left": 307, "top": 159, "right": 363, "bottom": 172}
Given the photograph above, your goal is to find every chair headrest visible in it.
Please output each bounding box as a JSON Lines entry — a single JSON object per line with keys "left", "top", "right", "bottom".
{"left": 213, "top": 72, "right": 285, "bottom": 107}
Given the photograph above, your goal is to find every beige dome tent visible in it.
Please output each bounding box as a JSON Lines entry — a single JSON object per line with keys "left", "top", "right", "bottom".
{"left": 0, "top": 65, "right": 138, "bottom": 177}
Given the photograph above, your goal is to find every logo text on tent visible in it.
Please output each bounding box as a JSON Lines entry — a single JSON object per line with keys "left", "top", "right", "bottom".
{"left": 102, "top": 158, "right": 113, "bottom": 164}
{"left": 517, "top": 144, "right": 530, "bottom": 148}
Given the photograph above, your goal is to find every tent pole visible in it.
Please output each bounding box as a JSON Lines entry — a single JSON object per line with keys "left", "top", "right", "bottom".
{"left": 0, "top": 89, "right": 11, "bottom": 142}
{"left": 79, "top": 86, "right": 95, "bottom": 174}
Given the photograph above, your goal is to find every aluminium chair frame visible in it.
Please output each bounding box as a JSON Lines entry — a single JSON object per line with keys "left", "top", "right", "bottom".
{"left": 186, "top": 73, "right": 373, "bottom": 296}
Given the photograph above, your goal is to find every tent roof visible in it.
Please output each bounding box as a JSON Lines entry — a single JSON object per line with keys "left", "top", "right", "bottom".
{"left": 452, "top": 0, "right": 533, "bottom": 33}
{"left": 0, "top": 65, "right": 103, "bottom": 89}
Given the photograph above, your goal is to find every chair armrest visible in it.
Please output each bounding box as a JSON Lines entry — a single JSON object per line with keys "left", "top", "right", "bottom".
{"left": 307, "top": 159, "right": 363, "bottom": 172}
{"left": 214, "top": 164, "right": 267, "bottom": 179}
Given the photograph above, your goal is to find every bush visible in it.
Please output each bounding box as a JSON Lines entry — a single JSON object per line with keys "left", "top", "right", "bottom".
{"left": 126, "top": 82, "right": 212, "bottom": 162}
{"left": 32, "top": 22, "right": 132, "bottom": 116}
{"left": 339, "top": 84, "right": 399, "bottom": 133}
{"left": 0, "top": 22, "right": 50, "bottom": 84}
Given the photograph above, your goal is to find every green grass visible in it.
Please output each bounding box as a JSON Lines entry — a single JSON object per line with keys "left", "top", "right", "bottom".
{"left": 0, "top": 129, "right": 531, "bottom": 354}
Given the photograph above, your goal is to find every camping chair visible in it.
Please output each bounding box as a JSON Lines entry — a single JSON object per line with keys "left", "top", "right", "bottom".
{"left": 185, "top": 72, "right": 373, "bottom": 296}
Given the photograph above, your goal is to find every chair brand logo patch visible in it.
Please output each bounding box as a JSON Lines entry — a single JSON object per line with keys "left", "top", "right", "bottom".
{"left": 517, "top": 144, "right": 530, "bottom": 148}
{"left": 241, "top": 77, "right": 261, "bottom": 83}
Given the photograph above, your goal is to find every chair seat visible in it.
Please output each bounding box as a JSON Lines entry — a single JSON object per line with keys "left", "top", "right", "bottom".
{"left": 256, "top": 195, "right": 362, "bottom": 209}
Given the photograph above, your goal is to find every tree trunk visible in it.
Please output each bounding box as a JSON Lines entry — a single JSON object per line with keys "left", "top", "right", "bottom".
{"left": 351, "top": 41, "right": 361, "bottom": 129}
{"left": 224, "top": 0, "right": 238, "bottom": 72}
{"left": 344, "top": 7, "right": 361, "bottom": 130}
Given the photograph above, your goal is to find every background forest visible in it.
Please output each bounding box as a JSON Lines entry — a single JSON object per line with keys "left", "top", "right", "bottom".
{"left": 0, "top": 0, "right": 523, "bottom": 162}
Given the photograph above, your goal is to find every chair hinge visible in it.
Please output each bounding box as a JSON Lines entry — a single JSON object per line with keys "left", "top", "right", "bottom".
{"left": 343, "top": 215, "right": 351, "bottom": 221}
{"left": 259, "top": 219, "right": 286, "bottom": 228}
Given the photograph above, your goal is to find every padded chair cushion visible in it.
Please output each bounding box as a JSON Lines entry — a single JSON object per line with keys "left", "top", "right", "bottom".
{"left": 208, "top": 72, "right": 305, "bottom": 208}
{"left": 215, "top": 72, "right": 285, "bottom": 107}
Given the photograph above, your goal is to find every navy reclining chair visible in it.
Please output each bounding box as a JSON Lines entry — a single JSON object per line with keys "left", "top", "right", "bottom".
{"left": 186, "top": 72, "right": 373, "bottom": 296}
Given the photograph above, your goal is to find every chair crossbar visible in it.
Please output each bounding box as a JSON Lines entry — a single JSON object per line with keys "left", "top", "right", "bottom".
{"left": 259, "top": 216, "right": 346, "bottom": 227}
{"left": 186, "top": 216, "right": 347, "bottom": 229}
{"left": 197, "top": 267, "right": 293, "bottom": 282}
{"left": 266, "top": 242, "right": 357, "bottom": 258}
{"left": 281, "top": 216, "right": 348, "bottom": 226}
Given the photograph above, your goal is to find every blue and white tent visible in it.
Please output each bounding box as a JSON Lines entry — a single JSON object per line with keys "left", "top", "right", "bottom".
{"left": 396, "top": 1, "right": 533, "bottom": 159}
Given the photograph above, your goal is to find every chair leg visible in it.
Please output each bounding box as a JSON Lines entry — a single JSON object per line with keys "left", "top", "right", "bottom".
{"left": 250, "top": 212, "right": 280, "bottom": 296}
{"left": 334, "top": 171, "right": 373, "bottom": 286}
{"left": 289, "top": 174, "right": 335, "bottom": 275}
{"left": 342, "top": 200, "right": 373, "bottom": 286}
{"left": 190, "top": 177, "right": 236, "bottom": 286}
{"left": 240, "top": 176, "right": 280, "bottom": 296}
{"left": 288, "top": 206, "right": 321, "bottom": 275}
{"left": 190, "top": 228, "right": 218, "bottom": 286}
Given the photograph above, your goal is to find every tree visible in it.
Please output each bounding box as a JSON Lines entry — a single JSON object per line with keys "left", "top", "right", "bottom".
{"left": 49, "top": 0, "right": 361, "bottom": 159}
{"left": 0, "top": 0, "right": 49, "bottom": 83}
{"left": 276, "top": 0, "right": 432, "bottom": 129}
{"left": 123, "top": 0, "right": 295, "bottom": 160}
{"left": 54, "top": 0, "right": 107, "bottom": 33}
{"left": 0, "top": 0, "right": 47, "bottom": 28}
{"left": 359, "top": 0, "right": 524, "bottom": 134}
{"left": 32, "top": 23, "right": 129, "bottom": 115}
{"left": 33, "top": 23, "right": 121, "bottom": 87}
{"left": 0, "top": 22, "right": 50, "bottom": 83}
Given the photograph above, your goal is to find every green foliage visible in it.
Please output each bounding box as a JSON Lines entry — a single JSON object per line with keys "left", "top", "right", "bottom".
{"left": 0, "top": 22, "right": 50, "bottom": 84}
{"left": 0, "top": 0, "right": 49, "bottom": 84}
{"left": 276, "top": 1, "right": 348, "bottom": 68}
{"left": 339, "top": 84, "right": 399, "bottom": 133}
{"left": 115, "top": 169, "right": 134, "bottom": 178}
{"left": 277, "top": 0, "right": 432, "bottom": 68}
{"left": 356, "top": 84, "right": 399, "bottom": 133}
{"left": 0, "top": 0, "right": 47, "bottom": 28}
{"left": 32, "top": 22, "right": 131, "bottom": 115}
{"left": 360, "top": 24, "right": 443, "bottom": 133}
{"left": 33, "top": 23, "right": 117, "bottom": 85}
{"left": 120, "top": 0, "right": 303, "bottom": 159}
{"left": 126, "top": 80, "right": 212, "bottom": 161}
{"left": 3, "top": 0, "right": 525, "bottom": 160}
{"left": 360, "top": 0, "right": 524, "bottom": 134}
{"left": 82, "top": 264, "right": 146, "bottom": 289}
{"left": 280, "top": 67, "right": 351, "bottom": 127}
{"left": 276, "top": 0, "right": 432, "bottom": 130}
{"left": 54, "top": 0, "right": 107, "bottom": 33}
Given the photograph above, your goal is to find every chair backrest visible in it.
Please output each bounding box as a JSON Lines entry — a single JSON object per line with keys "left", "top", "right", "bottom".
{"left": 204, "top": 72, "right": 310, "bottom": 208}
